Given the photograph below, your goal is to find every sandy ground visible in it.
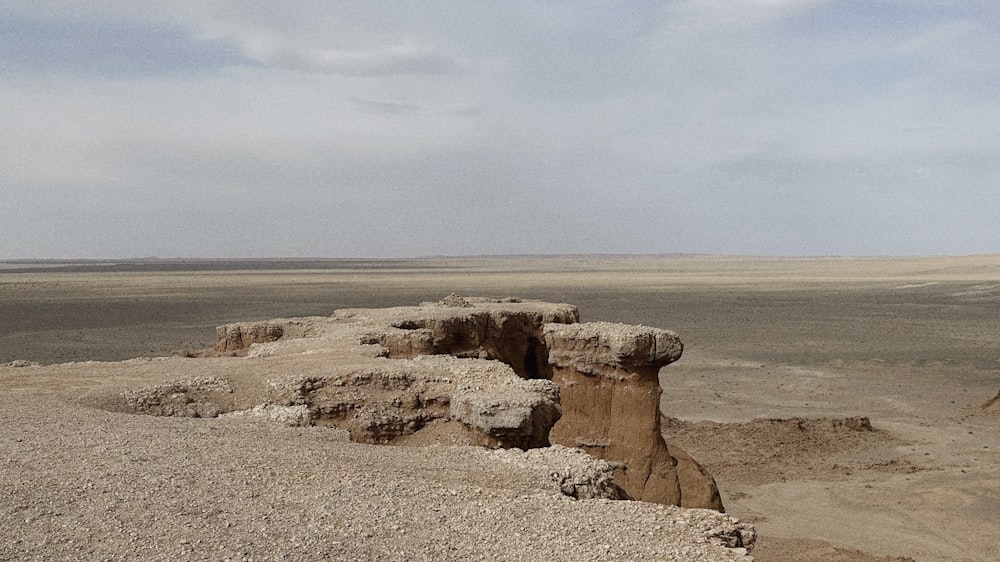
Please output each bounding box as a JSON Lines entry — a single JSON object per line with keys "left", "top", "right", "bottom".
{"left": 2, "top": 255, "right": 999, "bottom": 561}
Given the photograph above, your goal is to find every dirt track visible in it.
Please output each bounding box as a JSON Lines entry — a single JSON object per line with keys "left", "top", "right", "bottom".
{"left": 3, "top": 255, "right": 999, "bottom": 560}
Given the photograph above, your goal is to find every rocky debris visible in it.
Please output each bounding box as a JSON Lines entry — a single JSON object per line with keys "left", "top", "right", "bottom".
{"left": 679, "top": 508, "right": 757, "bottom": 553}
{"left": 446, "top": 357, "right": 562, "bottom": 449}
{"left": 437, "top": 293, "right": 474, "bottom": 307}
{"left": 490, "top": 445, "right": 626, "bottom": 500}
{"left": 121, "top": 377, "right": 234, "bottom": 418}
{"left": 2, "top": 359, "right": 39, "bottom": 368}
{"left": 0, "top": 387, "right": 756, "bottom": 561}
{"left": 544, "top": 322, "right": 724, "bottom": 510}
{"left": 220, "top": 403, "right": 312, "bottom": 427}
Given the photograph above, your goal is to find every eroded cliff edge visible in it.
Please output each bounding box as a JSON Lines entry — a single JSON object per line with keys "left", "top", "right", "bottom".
{"left": 121, "top": 296, "right": 726, "bottom": 513}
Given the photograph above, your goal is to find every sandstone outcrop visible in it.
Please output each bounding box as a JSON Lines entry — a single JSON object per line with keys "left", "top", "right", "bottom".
{"left": 545, "top": 322, "right": 723, "bottom": 510}
{"left": 214, "top": 321, "right": 286, "bottom": 353}
{"left": 356, "top": 295, "right": 579, "bottom": 379}
{"left": 120, "top": 376, "right": 234, "bottom": 418}
{"left": 261, "top": 355, "right": 561, "bottom": 448}
{"left": 119, "top": 296, "right": 723, "bottom": 511}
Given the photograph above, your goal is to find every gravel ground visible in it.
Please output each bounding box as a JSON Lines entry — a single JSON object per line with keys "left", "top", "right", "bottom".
{"left": 1, "top": 364, "right": 753, "bottom": 561}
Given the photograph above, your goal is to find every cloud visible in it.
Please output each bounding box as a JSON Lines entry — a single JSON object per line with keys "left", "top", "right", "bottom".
{"left": 349, "top": 98, "right": 421, "bottom": 116}
{"left": 662, "top": 0, "right": 831, "bottom": 27}
{"left": 247, "top": 43, "right": 469, "bottom": 77}
{"left": 0, "top": 17, "right": 246, "bottom": 78}
{"left": 2, "top": 1, "right": 1000, "bottom": 258}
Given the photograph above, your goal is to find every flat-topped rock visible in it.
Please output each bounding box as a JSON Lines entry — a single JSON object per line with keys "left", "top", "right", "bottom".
{"left": 544, "top": 321, "right": 684, "bottom": 377}
{"left": 545, "top": 321, "right": 723, "bottom": 510}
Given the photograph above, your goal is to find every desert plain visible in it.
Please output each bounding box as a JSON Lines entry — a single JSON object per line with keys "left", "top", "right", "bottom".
{"left": 1, "top": 255, "right": 999, "bottom": 561}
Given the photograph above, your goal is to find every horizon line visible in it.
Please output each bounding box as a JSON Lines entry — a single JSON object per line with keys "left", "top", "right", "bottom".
{"left": 3, "top": 252, "right": 998, "bottom": 263}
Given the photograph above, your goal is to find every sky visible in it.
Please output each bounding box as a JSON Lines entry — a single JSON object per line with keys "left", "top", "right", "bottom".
{"left": 2, "top": 1, "right": 998, "bottom": 258}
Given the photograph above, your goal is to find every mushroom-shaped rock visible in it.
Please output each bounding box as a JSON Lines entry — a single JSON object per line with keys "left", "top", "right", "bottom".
{"left": 545, "top": 321, "right": 683, "bottom": 377}
{"left": 544, "top": 322, "right": 723, "bottom": 510}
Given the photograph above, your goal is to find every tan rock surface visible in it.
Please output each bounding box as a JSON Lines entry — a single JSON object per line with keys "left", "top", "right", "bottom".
{"left": 545, "top": 322, "right": 723, "bottom": 509}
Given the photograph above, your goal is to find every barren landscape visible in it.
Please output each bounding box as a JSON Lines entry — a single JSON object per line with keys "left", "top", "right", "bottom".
{"left": 2, "top": 255, "right": 999, "bottom": 561}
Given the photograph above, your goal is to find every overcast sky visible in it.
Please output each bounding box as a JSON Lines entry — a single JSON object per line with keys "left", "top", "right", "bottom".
{"left": 2, "top": 1, "right": 998, "bottom": 258}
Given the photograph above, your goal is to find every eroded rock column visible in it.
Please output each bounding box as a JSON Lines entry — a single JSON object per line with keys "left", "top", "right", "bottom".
{"left": 544, "top": 322, "right": 723, "bottom": 510}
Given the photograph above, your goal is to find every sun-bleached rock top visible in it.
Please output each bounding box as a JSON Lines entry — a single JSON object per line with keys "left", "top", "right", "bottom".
{"left": 543, "top": 321, "right": 683, "bottom": 377}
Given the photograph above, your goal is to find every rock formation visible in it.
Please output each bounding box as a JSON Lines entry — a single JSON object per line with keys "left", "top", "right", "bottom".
{"left": 214, "top": 321, "right": 286, "bottom": 353}
{"left": 545, "top": 322, "right": 723, "bottom": 509}
{"left": 261, "top": 355, "right": 562, "bottom": 449}
{"left": 357, "top": 295, "right": 578, "bottom": 379}
{"left": 121, "top": 376, "right": 234, "bottom": 418}
{"left": 118, "top": 296, "right": 723, "bottom": 511}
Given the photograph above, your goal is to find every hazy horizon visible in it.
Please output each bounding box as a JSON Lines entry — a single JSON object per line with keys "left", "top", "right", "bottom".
{"left": 3, "top": 252, "right": 998, "bottom": 264}
{"left": 3, "top": 2, "right": 999, "bottom": 259}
